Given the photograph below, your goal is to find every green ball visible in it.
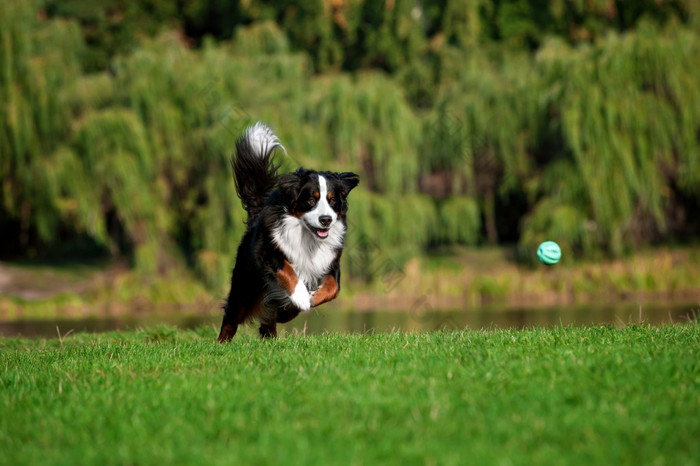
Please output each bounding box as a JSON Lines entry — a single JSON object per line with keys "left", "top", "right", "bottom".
{"left": 537, "top": 241, "right": 561, "bottom": 265}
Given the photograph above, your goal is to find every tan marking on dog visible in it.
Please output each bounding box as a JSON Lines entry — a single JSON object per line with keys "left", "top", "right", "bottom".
{"left": 311, "top": 274, "right": 339, "bottom": 307}
{"left": 218, "top": 324, "right": 237, "bottom": 343}
{"left": 276, "top": 260, "right": 299, "bottom": 294}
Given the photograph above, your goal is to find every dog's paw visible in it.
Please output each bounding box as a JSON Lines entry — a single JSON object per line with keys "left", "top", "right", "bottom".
{"left": 289, "top": 281, "right": 312, "bottom": 312}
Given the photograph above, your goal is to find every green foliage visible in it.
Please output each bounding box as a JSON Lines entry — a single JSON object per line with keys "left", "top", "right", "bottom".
{"left": 438, "top": 197, "right": 481, "bottom": 245}
{"left": 0, "top": 1, "right": 84, "bottom": 247}
{"left": 522, "top": 24, "right": 700, "bottom": 257}
{"left": 44, "top": 0, "right": 182, "bottom": 71}
{"left": 2, "top": 326, "right": 699, "bottom": 464}
{"left": 342, "top": 191, "right": 439, "bottom": 279}
{"left": 2, "top": 0, "right": 700, "bottom": 290}
{"left": 306, "top": 72, "right": 421, "bottom": 192}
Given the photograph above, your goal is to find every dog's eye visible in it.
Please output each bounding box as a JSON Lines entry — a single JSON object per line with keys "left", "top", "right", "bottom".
{"left": 329, "top": 198, "right": 336, "bottom": 207}
{"left": 307, "top": 198, "right": 316, "bottom": 206}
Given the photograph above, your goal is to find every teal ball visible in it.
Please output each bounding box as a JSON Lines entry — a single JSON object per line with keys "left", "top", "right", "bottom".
{"left": 537, "top": 241, "right": 561, "bottom": 265}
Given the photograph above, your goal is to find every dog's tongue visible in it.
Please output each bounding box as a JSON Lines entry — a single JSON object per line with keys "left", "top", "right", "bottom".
{"left": 317, "top": 229, "right": 329, "bottom": 238}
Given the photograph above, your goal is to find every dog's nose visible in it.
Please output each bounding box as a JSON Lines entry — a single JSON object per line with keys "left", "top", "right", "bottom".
{"left": 319, "top": 216, "right": 332, "bottom": 228}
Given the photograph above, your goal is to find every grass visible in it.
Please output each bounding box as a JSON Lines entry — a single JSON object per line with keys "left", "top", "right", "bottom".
{"left": 1, "top": 325, "right": 699, "bottom": 465}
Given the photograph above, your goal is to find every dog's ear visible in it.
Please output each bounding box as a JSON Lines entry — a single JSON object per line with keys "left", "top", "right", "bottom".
{"left": 338, "top": 172, "right": 359, "bottom": 195}
{"left": 277, "top": 173, "right": 300, "bottom": 199}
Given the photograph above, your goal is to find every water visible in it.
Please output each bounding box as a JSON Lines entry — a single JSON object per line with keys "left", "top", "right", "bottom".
{"left": 1, "top": 302, "right": 696, "bottom": 339}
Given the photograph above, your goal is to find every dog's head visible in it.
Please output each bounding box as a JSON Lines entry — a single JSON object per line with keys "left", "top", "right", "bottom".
{"left": 277, "top": 169, "right": 359, "bottom": 240}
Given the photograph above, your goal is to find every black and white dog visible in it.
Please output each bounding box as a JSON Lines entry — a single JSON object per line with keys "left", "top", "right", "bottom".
{"left": 218, "top": 123, "right": 359, "bottom": 341}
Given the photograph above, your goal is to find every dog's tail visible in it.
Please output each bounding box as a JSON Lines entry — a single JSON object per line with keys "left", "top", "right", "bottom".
{"left": 233, "top": 122, "right": 285, "bottom": 223}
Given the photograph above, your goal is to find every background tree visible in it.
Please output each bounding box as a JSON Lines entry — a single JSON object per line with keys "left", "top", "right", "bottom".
{"left": 2, "top": 0, "right": 698, "bottom": 291}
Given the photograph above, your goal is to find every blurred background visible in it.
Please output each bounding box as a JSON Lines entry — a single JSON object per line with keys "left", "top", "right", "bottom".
{"left": 1, "top": 0, "right": 699, "bottom": 336}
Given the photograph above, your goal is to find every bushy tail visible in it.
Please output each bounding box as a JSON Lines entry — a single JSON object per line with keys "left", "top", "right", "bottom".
{"left": 232, "top": 122, "right": 285, "bottom": 223}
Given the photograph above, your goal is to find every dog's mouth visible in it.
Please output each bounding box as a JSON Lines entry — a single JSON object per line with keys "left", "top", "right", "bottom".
{"left": 303, "top": 220, "right": 331, "bottom": 239}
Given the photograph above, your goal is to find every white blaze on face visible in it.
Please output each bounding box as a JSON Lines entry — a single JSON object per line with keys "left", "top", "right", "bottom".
{"left": 317, "top": 176, "right": 337, "bottom": 222}
{"left": 302, "top": 175, "right": 338, "bottom": 238}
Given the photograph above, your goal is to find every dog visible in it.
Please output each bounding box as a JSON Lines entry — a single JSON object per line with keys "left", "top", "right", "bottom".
{"left": 218, "top": 123, "right": 359, "bottom": 341}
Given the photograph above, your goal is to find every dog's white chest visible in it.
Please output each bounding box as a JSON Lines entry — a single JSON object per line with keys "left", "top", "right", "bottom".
{"left": 271, "top": 215, "right": 344, "bottom": 287}
{"left": 288, "top": 249, "right": 335, "bottom": 287}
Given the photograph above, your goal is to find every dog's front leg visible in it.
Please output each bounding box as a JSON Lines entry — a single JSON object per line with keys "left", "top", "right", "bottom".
{"left": 311, "top": 273, "right": 339, "bottom": 307}
{"left": 275, "top": 260, "right": 312, "bottom": 311}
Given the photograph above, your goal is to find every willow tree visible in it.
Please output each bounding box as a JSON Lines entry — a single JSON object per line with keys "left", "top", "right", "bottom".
{"left": 421, "top": 48, "right": 536, "bottom": 245}
{"left": 0, "top": 1, "right": 84, "bottom": 255}
{"left": 520, "top": 23, "right": 700, "bottom": 258}
{"left": 4, "top": 0, "right": 700, "bottom": 291}
{"left": 304, "top": 72, "right": 421, "bottom": 194}
{"left": 0, "top": 8, "right": 306, "bottom": 289}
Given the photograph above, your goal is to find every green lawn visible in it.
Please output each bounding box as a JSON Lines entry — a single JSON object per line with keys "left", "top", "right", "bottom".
{"left": 1, "top": 325, "right": 699, "bottom": 465}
